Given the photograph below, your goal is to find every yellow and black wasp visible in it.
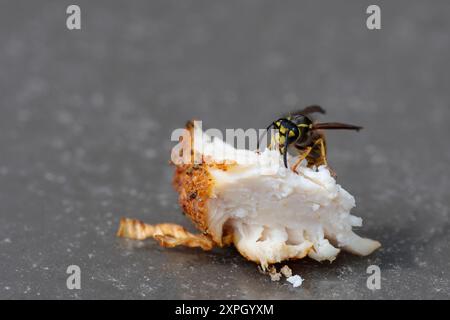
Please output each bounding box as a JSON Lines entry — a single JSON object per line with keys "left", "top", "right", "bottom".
{"left": 257, "top": 105, "right": 362, "bottom": 173}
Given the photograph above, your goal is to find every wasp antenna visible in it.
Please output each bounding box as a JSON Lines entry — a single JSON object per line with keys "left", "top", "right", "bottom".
{"left": 283, "top": 131, "right": 289, "bottom": 168}
{"left": 312, "top": 122, "right": 363, "bottom": 131}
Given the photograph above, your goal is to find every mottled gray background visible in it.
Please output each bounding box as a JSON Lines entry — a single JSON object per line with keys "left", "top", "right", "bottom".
{"left": 0, "top": 0, "right": 449, "bottom": 299}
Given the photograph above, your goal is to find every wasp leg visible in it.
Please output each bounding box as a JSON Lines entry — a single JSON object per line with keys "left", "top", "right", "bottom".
{"left": 316, "top": 138, "right": 337, "bottom": 177}
{"left": 292, "top": 146, "right": 312, "bottom": 173}
{"left": 117, "top": 218, "right": 215, "bottom": 250}
{"left": 299, "top": 138, "right": 326, "bottom": 168}
{"left": 317, "top": 138, "right": 328, "bottom": 166}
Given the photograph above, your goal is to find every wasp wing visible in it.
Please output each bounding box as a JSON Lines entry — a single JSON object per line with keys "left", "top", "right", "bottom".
{"left": 286, "top": 105, "right": 326, "bottom": 119}
{"left": 312, "top": 122, "right": 362, "bottom": 131}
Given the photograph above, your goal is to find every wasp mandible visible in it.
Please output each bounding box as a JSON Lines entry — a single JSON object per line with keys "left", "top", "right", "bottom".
{"left": 257, "top": 105, "right": 362, "bottom": 173}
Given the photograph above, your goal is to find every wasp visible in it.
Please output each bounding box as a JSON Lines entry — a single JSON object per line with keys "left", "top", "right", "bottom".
{"left": 257, "top": 105, "right": 362, "bottom": 174}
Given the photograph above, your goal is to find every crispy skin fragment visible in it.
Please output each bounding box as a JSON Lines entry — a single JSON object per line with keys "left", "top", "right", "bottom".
{"left": 117, "top": 218, "right": 214, "bottom": 250}
{"left": 172, "top": 162, "right": 235, "bottom": 246}
{"left": 172, "top": 164, "right": 212, "bottom": 234}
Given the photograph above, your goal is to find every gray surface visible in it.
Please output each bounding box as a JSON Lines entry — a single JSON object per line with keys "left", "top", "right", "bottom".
{"left": 1, "top": 0, "right": 449, "bottom": 299}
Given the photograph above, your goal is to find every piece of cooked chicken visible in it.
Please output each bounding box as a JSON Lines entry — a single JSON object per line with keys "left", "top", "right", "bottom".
{"left": 117, "top": 122, "right": 380, "bottom": 269}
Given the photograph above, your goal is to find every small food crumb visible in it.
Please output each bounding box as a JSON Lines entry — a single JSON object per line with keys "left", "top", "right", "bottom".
{"left": 269, "top": 272, "right": 282, "bottom": 281}
{"left": 280, "top": 265, "right": 292, "bottom": 278}
{"left": 287, "top": 275, "right": 303, "bottom": 288}
{"left": 268, "top": 265, "right": 282, "bottom": 281}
